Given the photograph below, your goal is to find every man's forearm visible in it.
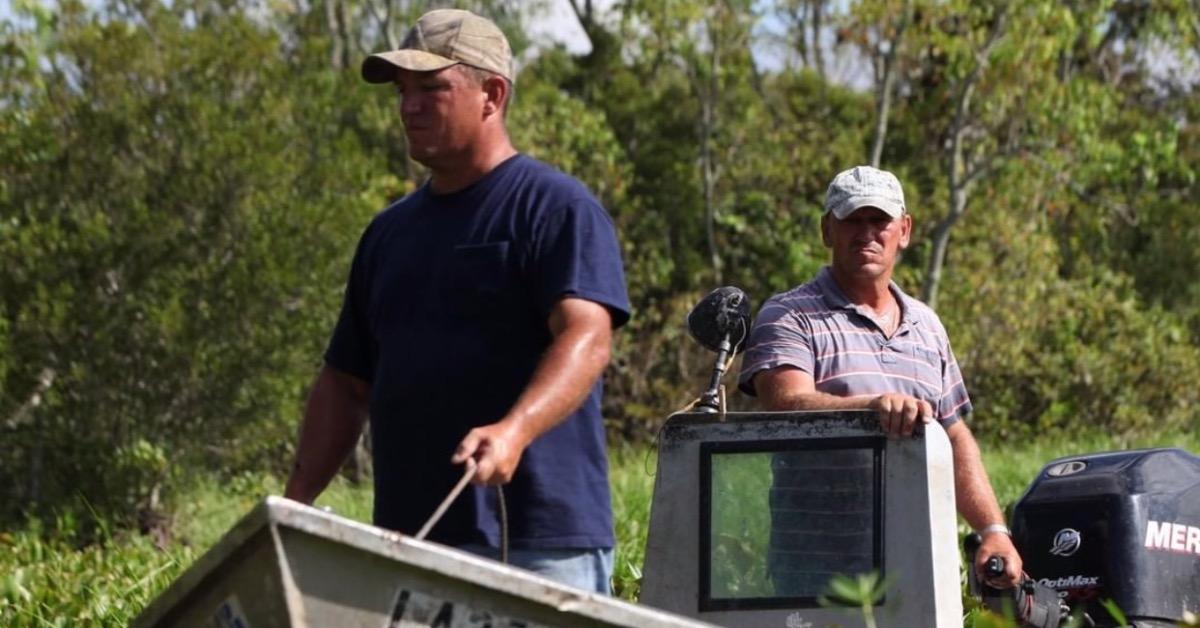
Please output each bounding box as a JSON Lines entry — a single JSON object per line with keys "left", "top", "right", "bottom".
{"left": 947, "top": 423, "right": 1007, "bottom": 529}
{"left": 284, "top": 366, "right": 369, "bottom": 504}
{"left": 498, "top": 318, "right": 610, "bottom": 446}
{"left": 452, "top": 298, "right": 613, "bottom": 485}
{"left": 948, "top": 421, "right": 1024, "bottom": 585}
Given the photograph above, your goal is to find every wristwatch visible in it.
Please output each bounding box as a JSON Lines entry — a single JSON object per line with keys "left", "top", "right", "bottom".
{"left": 978, "top": 523, "right": 1012, "bottom": 537}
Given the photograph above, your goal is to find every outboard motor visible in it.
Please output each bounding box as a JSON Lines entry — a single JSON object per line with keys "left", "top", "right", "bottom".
{"left": 965, "top": 533, "right": 1070, "bottom": 628}
{"left": 1009, "top": 448, "right": 1200, "bottom": 627}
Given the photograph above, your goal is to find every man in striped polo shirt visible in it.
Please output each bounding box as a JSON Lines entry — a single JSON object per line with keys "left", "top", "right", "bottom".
{"left": 737, "top": 165, "right": 1023, "bottom": 590}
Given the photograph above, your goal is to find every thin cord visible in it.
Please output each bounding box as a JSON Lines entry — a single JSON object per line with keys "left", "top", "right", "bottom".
{"left": 413, "top": 459, "right": 509, "bottom": 566}
{"left": 496, "top": 486, "right": 508, "bottom": 564}
{"left": 415, "top": 459, "right": 476, "bottom": 541}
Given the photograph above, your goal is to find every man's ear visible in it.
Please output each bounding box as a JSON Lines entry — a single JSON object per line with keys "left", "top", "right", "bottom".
{"left": 482, "top": 76, "right": 508, "bottom": 117}
{"left": 898, "top": 213, "right": 913, "bottom": 250}
{"left": 820, "top": 214, "right": 832, "bottom": 248}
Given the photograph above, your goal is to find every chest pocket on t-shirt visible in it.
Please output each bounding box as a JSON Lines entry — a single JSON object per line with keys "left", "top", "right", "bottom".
{"left": 448, "top": 241, "right": 514, "bottom": 319}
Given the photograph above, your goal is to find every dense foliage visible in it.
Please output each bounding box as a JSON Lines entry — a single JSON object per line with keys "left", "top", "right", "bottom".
{"left": 2, "top": 0, "right": 1198, "bottom": 535}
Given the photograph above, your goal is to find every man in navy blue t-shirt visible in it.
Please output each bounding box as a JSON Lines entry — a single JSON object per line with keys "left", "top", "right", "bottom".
{"left": 283, "top": 9, "right": 630, "bottom": 594}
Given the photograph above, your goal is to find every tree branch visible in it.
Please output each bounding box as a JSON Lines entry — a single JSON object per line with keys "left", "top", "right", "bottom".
{"left": 3, "top": 368, "right": 56, "bottom": 431}
{"left": 869, "top": 0, "right": 913, "bottom": 167}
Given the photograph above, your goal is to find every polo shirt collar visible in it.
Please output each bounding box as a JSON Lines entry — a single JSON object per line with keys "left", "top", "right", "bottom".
{"left": 814, "top": 266, "right": 921, "bottom": 328}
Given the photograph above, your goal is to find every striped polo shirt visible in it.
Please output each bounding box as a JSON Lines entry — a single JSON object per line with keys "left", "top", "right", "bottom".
{"left": 737, "top": 267, "right": 972, "bottom": 427}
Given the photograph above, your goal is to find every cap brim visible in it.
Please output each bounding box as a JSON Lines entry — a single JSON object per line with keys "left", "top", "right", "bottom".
{"left": 828, "top": 196, "right": 905, "bottom": 220}
{"left": 361, "top": 50, "right": 459, "bottom": 83}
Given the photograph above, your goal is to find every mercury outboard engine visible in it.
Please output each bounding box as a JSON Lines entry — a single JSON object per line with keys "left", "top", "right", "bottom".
{"left": 1006, "top": 448, "right": 1200, "bottom": 627}
{"left": 966, "top": 534, "right": 1071, "bottom": 628}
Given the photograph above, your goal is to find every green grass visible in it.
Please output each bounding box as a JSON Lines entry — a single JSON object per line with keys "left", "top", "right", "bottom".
{"left": 979, "top": 430, "right": 1200, "bottom": 507}
{"left": 171, "top": 471, "right": 374, "bottom": 548}
{"left": 0, "top": 473, "right": 374, "bottom": 627}
{"left": 609, "top": 444, "right": 657, "bottom": 600}
{"left": 1, "top": 520, "right": 190, "bottom": 626}
{"left": 4, "top": 431, "right": 1200, "bottom": 625}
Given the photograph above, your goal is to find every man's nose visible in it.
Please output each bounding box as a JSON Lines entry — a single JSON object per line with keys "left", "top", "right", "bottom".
{"left": 852, "top": 223, "right": 879, "bottom": 241}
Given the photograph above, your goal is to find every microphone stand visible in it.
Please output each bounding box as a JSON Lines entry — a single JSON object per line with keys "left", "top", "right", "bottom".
{"left": 696, "top": 331, "right": 733, "bottom": 414}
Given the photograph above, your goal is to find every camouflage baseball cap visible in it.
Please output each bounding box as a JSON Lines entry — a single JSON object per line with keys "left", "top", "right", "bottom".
{"left": 362, "top": 9, "right": 513, "bottom": 83}
{"left": 824, "top": 165, "right": 907, "bottom": 219}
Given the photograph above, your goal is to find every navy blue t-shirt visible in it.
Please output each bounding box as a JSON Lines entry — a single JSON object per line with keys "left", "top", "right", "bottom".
{"left": 325, "top": 154, "right": 630, "bottom": 549}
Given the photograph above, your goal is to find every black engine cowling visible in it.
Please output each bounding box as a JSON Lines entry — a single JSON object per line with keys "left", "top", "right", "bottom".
{"left": 1010, "top": 448, "right": 1200, "bottom": 627}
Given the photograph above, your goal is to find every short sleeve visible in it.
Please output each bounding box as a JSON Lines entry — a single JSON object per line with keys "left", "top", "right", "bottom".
{"left": 737, "top": 297, "right": 815, "bottom": 396}
{"left": 936, "top": 339, "right": 972, "bottom": 427}
{"left": 531, "top": 197, "right": 631, "bottom": 328}
{"left": 323, "top": 231, "right": 376, "bottom": 382}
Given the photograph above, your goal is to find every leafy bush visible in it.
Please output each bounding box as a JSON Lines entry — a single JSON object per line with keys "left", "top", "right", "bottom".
{"left": 0, "top": 2, "right": 380, "bottom": 529}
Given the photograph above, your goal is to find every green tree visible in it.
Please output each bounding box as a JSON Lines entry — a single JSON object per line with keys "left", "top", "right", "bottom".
{"left": 0, "top": 0, "right": 384, "bottom": 529}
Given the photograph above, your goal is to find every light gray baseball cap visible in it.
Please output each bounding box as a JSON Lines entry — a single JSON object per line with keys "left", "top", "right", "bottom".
{"left": 362, "top": 9, "right": 513, "bottom": 83}
{"left": 824, "top": 165, "right": 907, "bottom": 219}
